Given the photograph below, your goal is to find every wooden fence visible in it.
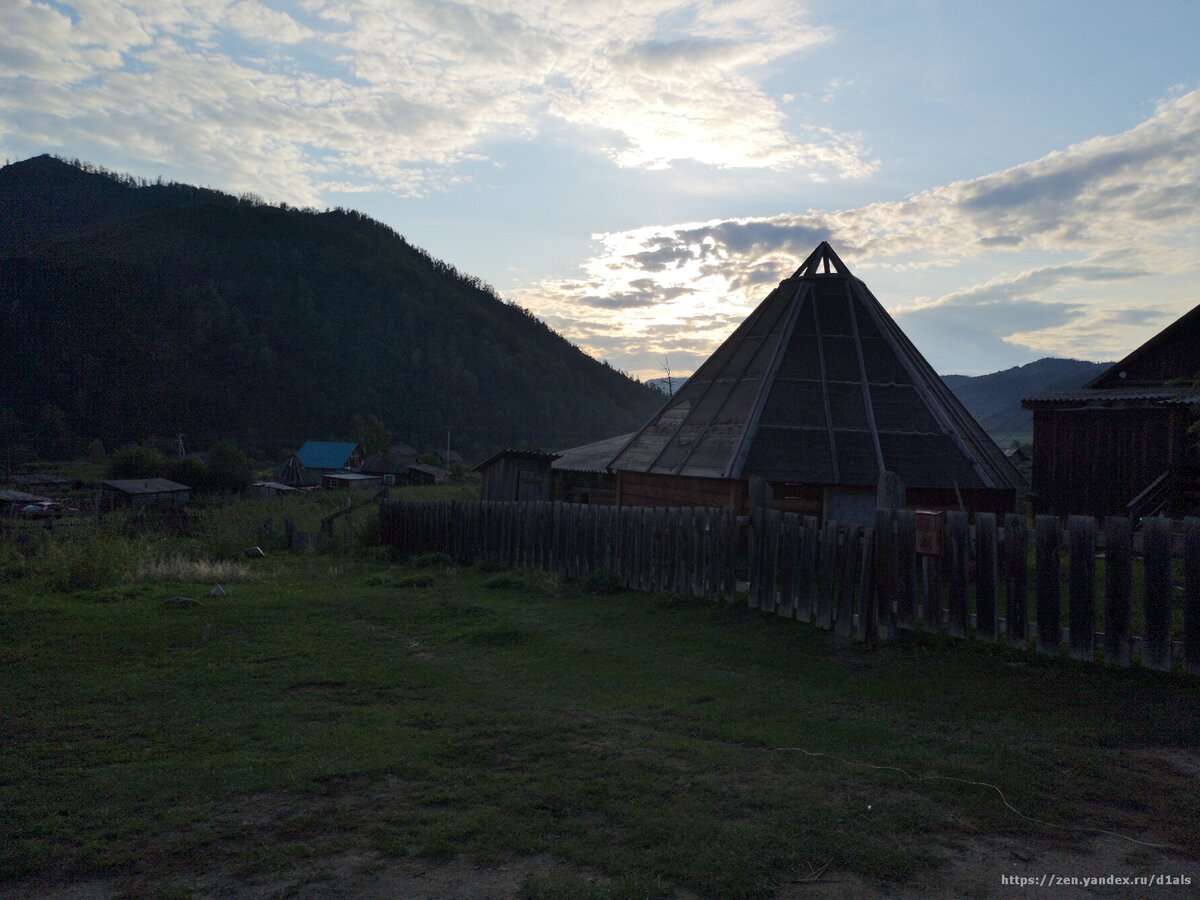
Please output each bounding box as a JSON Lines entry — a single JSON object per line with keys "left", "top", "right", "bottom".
{"left": 379, "top": 500, "right": 1200, "bottom": 677}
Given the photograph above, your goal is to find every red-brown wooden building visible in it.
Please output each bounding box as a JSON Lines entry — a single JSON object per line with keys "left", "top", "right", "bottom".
{"left": 1023, "top": 302, "right": 1200, "bottom": 518}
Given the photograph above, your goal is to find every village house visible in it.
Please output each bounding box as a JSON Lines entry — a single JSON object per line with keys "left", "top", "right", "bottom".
{"left": 606, "top": 242, "right": 1025, "bottom": 522}
{"left": 1023, "top": 301, "right": 1200, "bottom": 518}
{"left": 360, "top": 444, "right": 420, "bottom": 485}
{"left": 296, "top": 441, "right": 365, "bottom": 477}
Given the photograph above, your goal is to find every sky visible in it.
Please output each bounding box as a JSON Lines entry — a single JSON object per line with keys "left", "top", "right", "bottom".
{"left": 3, "top": 0, "right": 1200, "bottom": 379}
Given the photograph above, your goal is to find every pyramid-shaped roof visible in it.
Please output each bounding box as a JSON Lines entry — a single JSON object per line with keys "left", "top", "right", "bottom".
{"left": 609, "top": 242, "right": 1024, "bottom": 492}
{"left": 276, "top": 454, "right": 318, "bottom": 488}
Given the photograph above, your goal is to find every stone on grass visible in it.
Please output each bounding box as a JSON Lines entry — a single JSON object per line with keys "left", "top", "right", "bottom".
{"left": 162, "top": 596, "right": 199, "bottom": 609}
{"left": 208, "top": 585, "right": 227, "bottom": 597}
{"left": 245, "top": 546, "right": 266, "bottom": 558}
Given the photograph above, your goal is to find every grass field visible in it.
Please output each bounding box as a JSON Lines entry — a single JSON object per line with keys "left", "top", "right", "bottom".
{"left": 3, "top": 521, "right": 1200, "bottom": 898}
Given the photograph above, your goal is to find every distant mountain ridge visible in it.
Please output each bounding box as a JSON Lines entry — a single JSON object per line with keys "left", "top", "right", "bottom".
{"left": 943, "top": 357, "right": 1112, "bottom": 443}
{"left": 647, "top": 359, "right": 1108, "bottom": 444}
{"left": 0, "top": 155, "right": 664, "bottom": 459}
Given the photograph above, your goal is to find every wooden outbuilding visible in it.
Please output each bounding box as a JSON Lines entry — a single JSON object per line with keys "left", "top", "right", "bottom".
{"left": 275, "top": 454, "right": 319, "bottom": 489}
{"left": 1023, "top": 302, "right": 1200, "bottom": 518}
{"left": 361, "top": 445, "right": 420, "bottom": 485}
{"left": 607, "top": 242, "right": 1025, "bottom": 523}
{"left": 406, "top": 463, "right": 450, "bottom": 485}
{"left": 101, "top": 478, "right": 191, "bottom": 511}
{"left": 322, "top": 472, "right": 383, "bottom": 491}
{"left": 475, "top": 449, "right": 557, "bottom": 501}
{"left": 550, "top": 433, "right": 631, "bottom": 505}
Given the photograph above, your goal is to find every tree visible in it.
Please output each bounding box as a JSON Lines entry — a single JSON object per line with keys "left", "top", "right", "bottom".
{"left": 108, "top": 445, "right": 168, "bottom": 479}
{"left": 204, "top": 441, "right": 252, "bottom": 494}
{"left": 165, "top": 457, "right": 205, "bottom": 489}
{"left": 350, "top": 413, "right": 392, "bottom": 457}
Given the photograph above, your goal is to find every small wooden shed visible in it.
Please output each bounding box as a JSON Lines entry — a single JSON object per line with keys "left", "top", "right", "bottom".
{"left": 475, "top": 449, "right": 557, "bottom": 501}
{"left": 101, "top": 478, "right": 191, "bottom": 511}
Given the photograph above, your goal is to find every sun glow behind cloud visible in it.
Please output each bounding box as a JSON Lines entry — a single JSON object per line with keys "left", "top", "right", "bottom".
{"left": 0, "top": 0, "right": 872, "bottom": 204}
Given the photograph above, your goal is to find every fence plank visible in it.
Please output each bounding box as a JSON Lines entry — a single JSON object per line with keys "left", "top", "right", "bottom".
{"left": 760, "top": 510, "right": 780, "bottom": 613}
{"left": 1067, "top": 516, "right": 1097, "bottom": 662}
{"left": 856, "top": 528, "right": 875, "bottom": 642}
{"left": 798, "top": 517, "right": 819, "bottom": 623}
{"left": 835, "top": 527, "right": 859, "bottom": 638}
{"left": 1102, "top": 515, "right": 1132, "bottom": 667}
{"left": 946, "top": 511, "right": 970, "bottom": 639}
{"left": 1005, "top": 515, "right": 1028, "bottom": 645}
{"left": 1035, "top": 515, "right": 1062, "bottom": 654}
{"left": 974, "top": 513, "right": 998, "bottom": 641}
{"left": 816, "top": 520, "right": 838, "bottom": 630}
{"left": 779, "top": 513, "right": 800, "bottom": 619}
{"left": 722, "top": 509, "right": 738, "bottom": 603}
{"left": 1142, "top": 516, "right": 1173, "bottom": 671}
{"left": 1184, "top": 518, "right": 1200, "bottom": 677}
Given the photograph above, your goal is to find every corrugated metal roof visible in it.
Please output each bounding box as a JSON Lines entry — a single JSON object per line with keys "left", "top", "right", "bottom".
{"left": 1022, "top": 387, "right": 1200, "bottom": 406}
{"left": 472, "top": 448, "right": 558, "bottom": 472}
{"left": 609, "top": 241, "right": 1025, "bottom": 492}
{"left": 102, "top": 478, "right": 190, "bottom": 494}
{"left": 552, "top": 433, "right": 636, "bottom": 473}
{"left": 408, "top": 463, "right": 450, "bottom": 477}
{"left": 297, "top": 441, "right": 361, "bottom": 470}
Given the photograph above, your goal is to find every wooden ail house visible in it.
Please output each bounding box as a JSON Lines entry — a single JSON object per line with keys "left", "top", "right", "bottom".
{"left": 1023, "top": 302, "right": 1200, "bottom": 518}
{"left": 607, "top": 242, "right": 1024, "bottom": 520}
{"left": 477, "top": 242, "right": 1024, "bottom": 520}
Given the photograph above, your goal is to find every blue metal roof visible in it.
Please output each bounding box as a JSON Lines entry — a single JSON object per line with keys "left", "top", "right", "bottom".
{"left": 297, "top": 441, "right": 361, "bottom": 470}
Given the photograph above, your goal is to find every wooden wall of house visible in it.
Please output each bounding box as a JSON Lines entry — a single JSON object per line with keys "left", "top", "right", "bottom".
{"left": 616, "top": 471, "right": 744, "bottom": 510}
{"left": 616, "top": 470, "right": 1015, "bottom": 518}
{"left": 1031, "top": 406, "right": 1191, "bottom": 517}
{"left": 551, "top": 470, "right": 616, "bottom": 506}
{"left": 479, "top": 457, "right": 552, "bottom": 502}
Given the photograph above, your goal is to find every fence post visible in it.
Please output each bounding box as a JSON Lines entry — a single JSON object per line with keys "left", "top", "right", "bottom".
{"left": 1102, "top": 516, "right": 1132, "bottom": 666}
{"left": 873, "top": 508, "right": 894, "bottom": 642}
{"left": 1035, "top": 515, "right": 1062, "bottom": 654}
{"left": 835, "top": 526, "right": 859, "bottom": 638}
{"left": 1142, "top": 516, "right": 1173, "bottom": 671}
{"left": 816, "top": 520, "right": 838, "bottom": 629}
{"left": 1184, "top": 518, "right": 1200, "bottom": 677}
{"left": 1067, "top": 515, "right": 1097, "bottom": 662}
{"left": 895, "top": 509, "right": 916, "bottom": 630}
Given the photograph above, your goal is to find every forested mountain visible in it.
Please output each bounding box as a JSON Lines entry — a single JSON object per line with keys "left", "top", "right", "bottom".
{"left": 943, "top": 357, "right": 1111, "bottom": 442}
{"left": 0, "top": 155, "right": 664, "bottom": 460}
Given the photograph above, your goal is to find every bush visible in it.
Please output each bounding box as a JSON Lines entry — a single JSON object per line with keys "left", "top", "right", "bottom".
{"left": 410, "top": 552, "right": 453, "bottom": 568}
{"left": 203, "top": 441, "right": 252, "bottom": 494}
{"left": 165, "top": 457, "right": 206, "bottom": 489}
{"left": 582, "top": 572, "right": 624, "bottom": 595}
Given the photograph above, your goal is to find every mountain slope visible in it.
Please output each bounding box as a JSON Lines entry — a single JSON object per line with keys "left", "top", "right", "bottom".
{"left": 0, "top": 156, "right": 663, "bottom": 459}
{"left": 943, "top": 358, "right": 1112, "bottom": 442}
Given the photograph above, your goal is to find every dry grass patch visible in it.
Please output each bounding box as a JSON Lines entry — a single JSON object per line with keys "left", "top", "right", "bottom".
{"left": 135, "top": 554, "right": 254, "bottom": 584}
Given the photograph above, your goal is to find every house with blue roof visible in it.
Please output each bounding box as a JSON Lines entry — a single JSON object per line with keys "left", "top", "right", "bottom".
{"left": 296, "top": 441, "right": 365, "bottom": 476}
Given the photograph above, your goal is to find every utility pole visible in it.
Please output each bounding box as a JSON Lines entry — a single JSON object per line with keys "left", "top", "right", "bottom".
{"left": 446, "top": 427, "right": 451, "bottom": 471}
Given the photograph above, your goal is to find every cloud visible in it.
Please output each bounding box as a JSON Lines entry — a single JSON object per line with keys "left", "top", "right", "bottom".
{"left": 0, "top": 0, "right": 873, "bottom": 202}
{"left": 512, "top": 89, "right": 1200, "bottom": 375}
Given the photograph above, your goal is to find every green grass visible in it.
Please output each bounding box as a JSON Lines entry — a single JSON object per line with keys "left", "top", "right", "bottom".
{"left": 3, "top": 543, "right": 1200, "bottom": 897}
